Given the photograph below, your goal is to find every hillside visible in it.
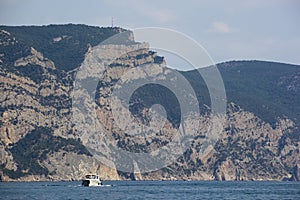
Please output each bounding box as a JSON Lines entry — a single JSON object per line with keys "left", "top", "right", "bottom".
{"left": 182, "top": 60, "right": 300, "bottom": 128}
{"left": 0, "top": 24, "right": 299, "bottom": 181}
{"left": 0, "top": 24, "right": 128, "bottom": 71}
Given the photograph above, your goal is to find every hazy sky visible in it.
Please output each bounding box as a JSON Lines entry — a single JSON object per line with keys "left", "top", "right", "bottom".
{"left": 1, "top": 0, "right": 300, "bottom": 66}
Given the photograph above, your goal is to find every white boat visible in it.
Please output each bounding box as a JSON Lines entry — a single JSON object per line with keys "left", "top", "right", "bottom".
{"left": 82, "top": 174, "right": 102, "bottom": 186}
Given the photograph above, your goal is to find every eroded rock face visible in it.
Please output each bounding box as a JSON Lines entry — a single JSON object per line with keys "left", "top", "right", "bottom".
{"left": 155, "top": 103, "right": 299, "bottom": 181}
{"left": 42, "top": 152, "right": 119, "bottom": 181}
{"left": 0, "top": 27, "right": 299, "bottom": 182}
{"left": 14, "top": 47, "right": 55, "bottom": 70}
{"left": 0, "top": 29, "right": 169, "bottom": 181}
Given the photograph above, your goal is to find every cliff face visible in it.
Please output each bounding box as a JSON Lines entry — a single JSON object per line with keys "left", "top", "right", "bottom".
{"left": 0, "top": 25, "right": 299, "bottom": 181}
{"left": 165, "top": 103, "right": 298, "bottom": 181}
{"left": 0, "top": 26, "right": 122, "bottom": 181}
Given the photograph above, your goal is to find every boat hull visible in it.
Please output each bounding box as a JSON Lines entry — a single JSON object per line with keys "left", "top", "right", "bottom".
{"left": 82, "top": 179, "right": 102, "bottom": 186}
{"left": 82, "top": 174, "right": 102, "bottom": 187}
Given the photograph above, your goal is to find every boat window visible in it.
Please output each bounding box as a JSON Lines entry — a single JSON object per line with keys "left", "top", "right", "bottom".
{"left": 85, "top": 175, "right": 98, "bottom": 179}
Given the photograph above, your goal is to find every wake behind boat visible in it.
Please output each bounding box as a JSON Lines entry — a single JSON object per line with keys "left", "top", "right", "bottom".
{"left": 82, "top": 174, "right": 102, "bottom": 187}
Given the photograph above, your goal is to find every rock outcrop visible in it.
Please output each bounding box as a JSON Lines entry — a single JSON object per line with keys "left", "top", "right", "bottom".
{"left": 0, "top": 25, "right": 299, "bottom": 182}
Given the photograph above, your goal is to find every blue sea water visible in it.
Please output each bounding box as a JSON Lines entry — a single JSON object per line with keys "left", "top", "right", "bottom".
{"left": 0, "top": 180, "right": 299, "bottom": 200}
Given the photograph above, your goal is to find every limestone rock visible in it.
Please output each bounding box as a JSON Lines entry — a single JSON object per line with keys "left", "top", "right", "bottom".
{"left": 14, "top": 47, "right": 55, "bottom": 69}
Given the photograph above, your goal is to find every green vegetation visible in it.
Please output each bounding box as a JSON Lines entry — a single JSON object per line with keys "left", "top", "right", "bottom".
{"left": 7, "top": 127, "right": 91, "bottom": 178}
{"left": 182, "top": 60, "right": 300, "bottom": 128}
{"left": 0, "top": 24, "right": 126, "bottom": 71}
{"left": 129, "top": 83, "right": 181, "bottom": 128}
{"left": 218, "top": 61, "right": 299, "bottom": 127}
{"left": 0, "top": 31, "right": 31, "bottom": 64}
{"left": 11, "top": 64, "right": 44, "bottom": 84}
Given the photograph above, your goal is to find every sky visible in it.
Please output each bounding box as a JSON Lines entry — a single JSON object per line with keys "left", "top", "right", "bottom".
{"left": 1, "top": 0, "right": 300, "bottom": 68}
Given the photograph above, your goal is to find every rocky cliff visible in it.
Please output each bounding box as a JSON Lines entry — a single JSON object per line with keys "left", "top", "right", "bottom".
{"left": 0, "top": 25, "right": 299, "bottom": 181}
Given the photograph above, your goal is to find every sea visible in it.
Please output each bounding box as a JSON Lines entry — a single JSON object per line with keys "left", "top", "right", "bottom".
{"left": 0, "top": 180, "right": 299, "bottom": 200}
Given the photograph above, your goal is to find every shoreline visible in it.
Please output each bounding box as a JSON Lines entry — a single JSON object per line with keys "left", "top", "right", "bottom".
{"left": 1, "top": 178, "right": 299, "bottom": 183}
